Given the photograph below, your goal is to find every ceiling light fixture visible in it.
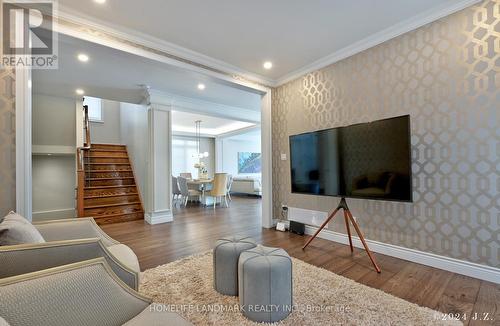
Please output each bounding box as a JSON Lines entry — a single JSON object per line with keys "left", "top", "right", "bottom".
{"left": 76, "top": 89, "right": 85, "bottom": 95}
{"left": 197, "top": 83, "right": 206, "bottom": 90}
{"left": 94, "top": 0, "right": 106, "bottom": 4}
{"left": 77, "top": 53, "right": 89, "bottom": 62}
{"left": 263, "top": 61, "right": 273, "bottom": 70}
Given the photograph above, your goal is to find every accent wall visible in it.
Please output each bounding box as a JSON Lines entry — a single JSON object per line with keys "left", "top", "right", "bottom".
{"left": 272, "top": 0, "right": 499, "bottom": 268}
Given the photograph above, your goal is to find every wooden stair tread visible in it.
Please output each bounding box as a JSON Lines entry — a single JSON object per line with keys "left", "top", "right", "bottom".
{"left": 88, "top": 169, "right": 132, "bottom": 172}
{"left": 84, "top": 185, "right": 137, "bottom": 190}
{"left": 90, "top": 211, "right": 143, "bottom": 220}
{"left": 86, "top": 177, "right": 135, "bottom": 181}
{"left": 84, "top": 192, "right": 138, "bottom": 199}
{"left": 85, "top": 162, "right": 130, "bottom": 165}
{"left": 90, "top": 149, "right": 127, "bottom": 152}
{"left": 84, "top": 201, "right": 141, "bottom": 209}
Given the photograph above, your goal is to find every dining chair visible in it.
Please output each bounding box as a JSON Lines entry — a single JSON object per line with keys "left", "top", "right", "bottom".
{"left": 172, "top": 176, "right": 181, "bottom": 205}
{"left": 177, "top": 177, "right": 201, "bottom": 207}
{"left": 205, "top": 173, "right": 229, "bottom": 209}
{"left": 226, "top": 174, "right": 233, "bottom": 201}
{"left": 179, "top": 172, "right": 193, "bottom": 179}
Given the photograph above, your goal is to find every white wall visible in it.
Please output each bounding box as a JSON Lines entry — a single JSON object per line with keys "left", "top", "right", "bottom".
{"left": 120, "top": 102, "right": 148, "bottom": 198}
{"left": 33, "top": 94, "right": 76, "bottom": 146}
{"left": 91, "top": 99, "right": 122, "bottom": 144}
{"left": 219, "top": 130, "right": 261, "bottom": 177}
{"left": 32, "top": 156, "right": 76, "bottom": 219}
{"left": 32, "top": 93, "right": 77, "bottom": 220}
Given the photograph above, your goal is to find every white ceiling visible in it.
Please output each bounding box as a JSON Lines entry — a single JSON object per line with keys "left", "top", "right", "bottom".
{"left": 172, "top": 111, "right": 255, "bottom": 136}
{"left": 33, "top": 34, "right": 262, "bottom": 111}
{"left": 57, "top": 0, "right": 471, "bottom": 83}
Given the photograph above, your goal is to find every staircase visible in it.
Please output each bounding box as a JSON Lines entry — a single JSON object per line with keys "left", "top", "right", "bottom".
{"left": 78, "top": 144, "right": 144, "bottom": 225}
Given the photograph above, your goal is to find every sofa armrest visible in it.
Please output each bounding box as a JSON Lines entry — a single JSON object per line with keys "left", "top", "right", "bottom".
{"left": 33, "top": 218, "right": 119, "bottom": 246}
{"left": 0, "top": 258, "right": 150, "bottom": 326}
{"left": 0, "top": 238, "right": 139, "bottom": 290}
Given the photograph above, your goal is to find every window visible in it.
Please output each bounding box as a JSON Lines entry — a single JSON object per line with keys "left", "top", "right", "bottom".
{"left": 83, "top": 96, "right": 103, "bottom": 122}
{"left": 172, "top": 138, "right": 199, "bottom": 178}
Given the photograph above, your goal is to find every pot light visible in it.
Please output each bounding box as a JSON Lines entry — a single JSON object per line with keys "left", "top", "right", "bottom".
{"left": 77, "top": 53, "right": 89, "bottom": 62}
{"left": 263, "top": 61, "right": 273, "bottom": 70}
{"left": 76, "top": 89, "right": 85, "bottom": 95}
{"left": 94, "top": 0, "right": 106, "bottom": 4}
{"left": 197, "top": 83, "right": 206, "bottom": 90}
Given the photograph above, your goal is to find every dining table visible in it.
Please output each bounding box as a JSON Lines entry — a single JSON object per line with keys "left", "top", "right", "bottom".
{"left": 186, "top": 178, "right": 214, "bottom": 205}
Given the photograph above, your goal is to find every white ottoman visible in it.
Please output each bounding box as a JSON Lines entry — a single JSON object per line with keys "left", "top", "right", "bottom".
{"left": 238, "top": 246, "right": 293, "bottom": 323}
{"left": 213, "top": 236, "right": 257, "bottom": 296}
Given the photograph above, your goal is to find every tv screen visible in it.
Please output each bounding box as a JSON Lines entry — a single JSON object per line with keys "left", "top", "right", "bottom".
{"left": 289, "top": 115, "right": 412, "bottom": 202}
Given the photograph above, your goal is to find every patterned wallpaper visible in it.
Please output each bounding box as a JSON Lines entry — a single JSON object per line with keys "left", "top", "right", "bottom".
{"left": 272, "top": 0, "right": 499, "bottom": 267}
{"left": 0, "top": 68, "right": 16, "bottom": 216}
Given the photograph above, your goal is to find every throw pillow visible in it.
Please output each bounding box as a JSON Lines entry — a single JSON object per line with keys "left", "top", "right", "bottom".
{"left": 0, "top": 212, "right": 45, "bottom": 246}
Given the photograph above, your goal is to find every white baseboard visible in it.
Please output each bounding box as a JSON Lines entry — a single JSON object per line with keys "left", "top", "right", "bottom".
{"left": 32, "top": 208, "right": 76, "bottom": 221}
{"left": 145, "top": 210, "right": 173, "bottom": 225}
{"left": 305, "top": 226, "right": 500, "bottom": 284}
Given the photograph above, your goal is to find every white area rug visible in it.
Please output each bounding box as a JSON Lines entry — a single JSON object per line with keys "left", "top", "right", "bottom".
{"left": 140, "top": 251, "right": 460, "bottom": 325}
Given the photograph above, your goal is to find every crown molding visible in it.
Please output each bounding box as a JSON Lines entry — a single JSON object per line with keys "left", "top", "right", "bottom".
{"left": 275, "top": 0, "right": 482, "bottom": 86}
{"left": 55, "top": 0, "right": 480, "bottom": 88}
{"left": 55, "top": 5, "right": 276, "bottom": 87}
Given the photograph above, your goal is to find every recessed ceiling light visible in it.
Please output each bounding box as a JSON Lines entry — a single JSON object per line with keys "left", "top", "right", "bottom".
{"left": 76, "top": 89, "right": 85, "bottom": 95}
{"left": 197, "top": 83, "right": 206, "bottom": 90}
{"left": 94, "top": 0, "right": 106, "bottom": 4}
{"left": 77, "top": 53, "right": 89, "bottom": 62}
{"left": 263, "top": 61, "right": 273, "bottom": 70}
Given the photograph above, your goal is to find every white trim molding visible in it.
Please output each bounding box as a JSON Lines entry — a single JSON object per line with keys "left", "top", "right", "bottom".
{"left": 145, "top": 210, "right": 173, "bottom": 225}
{"left": 32, "top": 208, "right": 75, "bottom": 221}
{"left": 146, "top": 89, "right": 260, "bottom": 124}
{"left": 15, "top": 67, "right": 32, "bottom": 221}
{"left": 304, "top": 226, "right": 500, "bottom": 284}
{"left": 276, "top": 0, "right": 482, "bottom": 85}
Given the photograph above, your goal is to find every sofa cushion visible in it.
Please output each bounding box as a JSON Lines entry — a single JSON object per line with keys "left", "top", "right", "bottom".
{"left": 123, "top": 305, "right": 192, "bottom": 326}
{"left": 108, "top": 244, "right": 140, "bottom": 273}
{"left": 0, "top": 212, "right": 45, "bottom": 246}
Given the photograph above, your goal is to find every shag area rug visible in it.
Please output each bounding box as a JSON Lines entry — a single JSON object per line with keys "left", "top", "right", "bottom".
{"left": 140, "top": 251, "right": 460, "bottom": 325}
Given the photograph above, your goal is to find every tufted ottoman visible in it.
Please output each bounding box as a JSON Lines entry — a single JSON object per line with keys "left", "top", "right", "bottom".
{"left": 238, "top": 246, "right": 292, "bottom": 323}
{"left": 213, "top": 236, "right": 257, "bottom": 295}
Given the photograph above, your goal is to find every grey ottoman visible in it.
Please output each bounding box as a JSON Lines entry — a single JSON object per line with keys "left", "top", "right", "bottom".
{"left": 213, "top": 236, "right": 257, "bottom": 295}
{"left": 238, "top": 246, "right": 292, "bottom": 323}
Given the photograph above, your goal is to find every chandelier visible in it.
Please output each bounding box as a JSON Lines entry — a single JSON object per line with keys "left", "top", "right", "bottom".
{"left": 193, "top": 120, "right": 209, "bottom": 159}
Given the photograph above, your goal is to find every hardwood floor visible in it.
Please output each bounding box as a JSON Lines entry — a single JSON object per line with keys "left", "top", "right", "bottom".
{"left": 101, "top": 196, "right": 499, "bottom": 325}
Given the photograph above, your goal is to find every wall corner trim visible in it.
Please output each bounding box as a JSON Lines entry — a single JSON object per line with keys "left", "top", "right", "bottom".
{"left": 304, "top": 226, "right": 500, "bottom": 284}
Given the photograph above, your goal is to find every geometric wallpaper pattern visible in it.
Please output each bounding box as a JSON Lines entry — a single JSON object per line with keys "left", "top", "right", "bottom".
{"left": 272, "top": 0, "right": 499, "bottom": 267}
{"left": 0, "top": 67, "right": 16, "bottom": 216}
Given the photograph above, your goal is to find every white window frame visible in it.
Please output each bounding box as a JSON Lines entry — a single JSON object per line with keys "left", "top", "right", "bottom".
{"left": 83, "top": 96, "right": 103, "bottom": 123}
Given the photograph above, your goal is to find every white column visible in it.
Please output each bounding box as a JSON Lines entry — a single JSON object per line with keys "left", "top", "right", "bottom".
{"left": 144, "top": 104, "right": 173, "bottom": 224}
{"left": 261, "top": 90, "right": 273, "bottom": 228}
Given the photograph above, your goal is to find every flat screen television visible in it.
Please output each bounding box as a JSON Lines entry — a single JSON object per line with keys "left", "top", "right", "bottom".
{"left": 289, "top": 115, "right": 412, "bottom": 202}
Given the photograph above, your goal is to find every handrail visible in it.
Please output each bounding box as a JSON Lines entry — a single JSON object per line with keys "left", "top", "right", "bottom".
{"left": 77, "top": 105, "right": 91, "bottom": 217}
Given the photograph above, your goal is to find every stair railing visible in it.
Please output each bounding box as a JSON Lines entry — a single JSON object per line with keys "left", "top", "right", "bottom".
{"left": 77, "top": 105, "right": 91, "bottom": 217}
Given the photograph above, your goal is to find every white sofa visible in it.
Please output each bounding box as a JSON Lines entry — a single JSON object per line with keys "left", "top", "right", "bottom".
{"left": 231, "top": 176, "right": 262, "bottom": 196}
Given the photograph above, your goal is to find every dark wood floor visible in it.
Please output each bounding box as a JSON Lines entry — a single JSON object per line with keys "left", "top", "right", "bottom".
{"left": 102, "top": 197, "right": 499, "bottom": 325}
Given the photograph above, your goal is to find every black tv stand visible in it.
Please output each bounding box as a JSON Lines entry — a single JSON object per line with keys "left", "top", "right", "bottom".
{"left": 302, "top": 197, "right": 381, "bottom": 273}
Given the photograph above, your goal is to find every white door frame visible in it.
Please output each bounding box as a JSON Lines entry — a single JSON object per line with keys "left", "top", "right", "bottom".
{"left": 19, "top": 21, "right": 274, "bottom": 228}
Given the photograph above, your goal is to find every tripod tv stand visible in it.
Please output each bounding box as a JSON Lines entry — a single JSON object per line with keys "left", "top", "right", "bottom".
{"left": 302, "top": 197, "right": 381, "bottom": 273}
